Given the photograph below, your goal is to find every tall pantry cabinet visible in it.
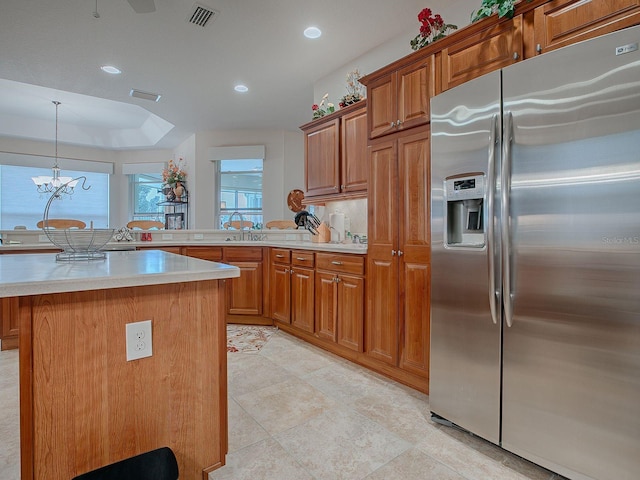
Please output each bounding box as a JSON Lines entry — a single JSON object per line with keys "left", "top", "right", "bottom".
{"left": 361, "top": 55, "right": 434, "bottom": 392}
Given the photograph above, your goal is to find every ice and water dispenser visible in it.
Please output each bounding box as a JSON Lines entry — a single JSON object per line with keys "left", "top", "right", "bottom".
{"left": 444, "top": 174, "right": 485, "bottom": 247}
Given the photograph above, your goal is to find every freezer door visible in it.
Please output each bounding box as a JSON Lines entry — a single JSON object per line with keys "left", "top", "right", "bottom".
{"left": 430, "top": 71, "right": 502, "bottom": 444}
{"left": 502, "top": 25, "right": 640, "bottom": 480}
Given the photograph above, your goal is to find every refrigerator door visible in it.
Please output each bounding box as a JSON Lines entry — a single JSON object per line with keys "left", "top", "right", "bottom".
{"left": 430, "top": 71, "right": 502, "bottom": 444}
{"left": 502, "top": 26, "right": 640, "bottom": 480}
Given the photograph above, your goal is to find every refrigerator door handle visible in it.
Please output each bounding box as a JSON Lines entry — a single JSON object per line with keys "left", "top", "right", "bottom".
{"left": 487, "top": 114, "right": 499, "bottom": 325}
{"left": 501, "top": 111, "right": 514, "bottom": 327}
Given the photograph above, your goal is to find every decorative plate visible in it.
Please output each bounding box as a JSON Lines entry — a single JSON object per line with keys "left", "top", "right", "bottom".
{"left": 287, "top": 189, "right": 305, "bottom": 212}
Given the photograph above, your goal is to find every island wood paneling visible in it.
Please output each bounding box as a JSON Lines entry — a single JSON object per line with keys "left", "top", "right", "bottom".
{"left": 19, "top": 280, "right": 227, "bottom": 480}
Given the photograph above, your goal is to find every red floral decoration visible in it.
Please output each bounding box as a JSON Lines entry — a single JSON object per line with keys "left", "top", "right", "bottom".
{"left": 410, "top": 7, "right": 457, "bottom": 51}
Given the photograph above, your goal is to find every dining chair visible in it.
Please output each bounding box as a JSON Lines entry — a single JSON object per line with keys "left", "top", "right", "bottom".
{"left": 265, "top": 220, "right": 297, "bottom": 229}
{"left": 126, "top": 220, "right": 165, "bottom": 230}
{"left": 36, "top": 219, "right": 86, "bottom": 229}
{"left": 71, "top": 446, "right": 178, "bottom": 480}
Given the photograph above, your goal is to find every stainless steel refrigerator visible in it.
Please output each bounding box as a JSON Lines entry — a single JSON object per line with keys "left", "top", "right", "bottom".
{"left": 430, "top": 25, "right": 640, "bottom": 480}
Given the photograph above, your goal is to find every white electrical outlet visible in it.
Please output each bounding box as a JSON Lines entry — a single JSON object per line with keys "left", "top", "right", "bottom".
{"left": 126, "top": 320, "right": 152, "bottom": 361}
{"left": 194, "top": 233, "right": 204, "bottom": 240}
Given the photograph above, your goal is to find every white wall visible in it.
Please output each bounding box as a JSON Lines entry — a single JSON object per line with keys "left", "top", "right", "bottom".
{"left": 313, "top": 0, "right": 472, "bottom": 102}
{"left": 193, "top": 129, "right": 305, "bottom": 229}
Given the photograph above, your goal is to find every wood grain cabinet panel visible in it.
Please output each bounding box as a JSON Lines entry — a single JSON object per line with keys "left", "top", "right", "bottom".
{"left": 223, "top": 247, "right": 263, "bottom": 317}
{"left": 304, "top": 118, "right": 341, "bottom": 197}
{"left": 301, "top": 102, "right": 368, "bottom": 201}
{"left": 291, "top": 266, "right": 315, "bottom": 333}
{"left": 340, "top": 105, "right": 369, "bottom": 193}
{"left": 532, "top": 0, "right": 640, "bottom": 54}
{"left": 366, "top": 128, "right": 431, "bottom": 381}
{"left": 315, "top": 253, "right": 365, "bottom": 353}
{"left": 367, "top": 58, "right": 434, "bottom": 139}
{"left": 440, "top": 15, "right": 523, "bottom": 92}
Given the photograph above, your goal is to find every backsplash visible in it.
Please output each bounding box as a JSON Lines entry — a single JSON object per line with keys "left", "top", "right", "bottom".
{"left": 309, "top": 198, "right": 367, "bottom": 238}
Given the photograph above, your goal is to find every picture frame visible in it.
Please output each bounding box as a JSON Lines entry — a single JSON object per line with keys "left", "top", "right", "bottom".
{"left": 165, "top": 212, "right": 184, "bottom": 230}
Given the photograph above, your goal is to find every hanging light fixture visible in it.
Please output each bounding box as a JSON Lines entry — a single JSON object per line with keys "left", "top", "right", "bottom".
{"left": 32, "top": 101, "right": 79, "bottom": 196}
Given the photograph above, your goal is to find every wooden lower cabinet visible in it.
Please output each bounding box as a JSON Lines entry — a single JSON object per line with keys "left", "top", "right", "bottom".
{"left": 223, "top": 247, "right": 263, "bottom": 320}
{"left": 366, "top": 127, "right": 431, "bottom": 392}
{"left": 315, "top": 253, "right": 365, "bottom": 352}
{"left": 270, "top": 249, "right": 315, "bottom": 333}
{"left": 0, "top": 249, "right": 61, "bottom": 350}
{"left": 1, "top": 297, "right": 19, "bottom": 350}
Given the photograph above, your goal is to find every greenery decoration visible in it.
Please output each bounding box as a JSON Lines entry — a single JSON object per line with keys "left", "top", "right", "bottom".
{"left": 471, "top": 0, "right": 517, "bottom": 22}
{"left": 410, "top": 8, "right": 457, "bottom": 51}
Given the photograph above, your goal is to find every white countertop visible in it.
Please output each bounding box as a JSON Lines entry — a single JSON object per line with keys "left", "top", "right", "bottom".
{"left": 0, "top": 250, "right": 240, "bottom": 298}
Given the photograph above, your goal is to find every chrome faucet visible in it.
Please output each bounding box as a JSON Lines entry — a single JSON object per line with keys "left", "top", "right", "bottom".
{"left": 227, "top": 211, "right": 246, "bottom": 240}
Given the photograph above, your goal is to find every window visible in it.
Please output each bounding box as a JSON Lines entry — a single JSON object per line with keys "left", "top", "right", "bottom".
{"left": 216, "top": 159, "right": 263, "bottom": 228}
{"left": 129, "top": 173, "right": 165, "bottom": 222}
{"left": 0, "top": 164, "right": 109, "bottom": 229}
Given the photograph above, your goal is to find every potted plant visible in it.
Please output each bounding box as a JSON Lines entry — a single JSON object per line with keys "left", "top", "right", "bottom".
{"left": 410, "top": 8, "right": 457, "bottom": 51}
{"left": 471, "top": 0, "right": 517, "bottom": 22}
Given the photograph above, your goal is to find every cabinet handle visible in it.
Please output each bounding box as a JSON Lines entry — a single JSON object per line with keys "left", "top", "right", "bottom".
{"left": 390, "top": 121, "right": 396, "bottom": 128}
{"left": 391, "top": 250, "right": 397, "bottom": 256}
{"left": 334, "top": 185, "right": 339, "bottom": 190}
{"left": 334, "top": 276, "right": 341, "bottom": 283}
{"left": 296, "top": 257, "right": 307, "bottom": 261}
{"left": 290, "top": 269, "right": 294, "bottom": 274}
{"left": 275, "top": 254, "right": 285, "bottom": 258}
{"left": 396, "top": 119, "right": 403, "bottom": 126}
{"left": 340, "top": 184, "right": 345, "bottom": 190}
{"left": 513, "top": 52, "right": 519, "bottom": 60}
{"left": 331, "top": 260, "right": 343, "bottom": 265}
{"left": 397, "top": 250, "right": 404, "bottom": 256}
{"left": 536, "top": 44, "right": 542, "bottom": 54}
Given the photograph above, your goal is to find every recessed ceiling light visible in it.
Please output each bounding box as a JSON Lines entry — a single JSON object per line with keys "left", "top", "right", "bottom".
{"left": 304, "top": 26, "right": 322, "bottom": 39}
{"left": 234, "top": 84, "right": 249, "bottom": 93}
{"left": 100, "top": 65, "right": 121, "bottom": 75}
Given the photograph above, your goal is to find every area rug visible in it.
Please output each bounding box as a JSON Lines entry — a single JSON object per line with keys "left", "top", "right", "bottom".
{"left": 227, "top": 325, "right": 278, "bottom": 353}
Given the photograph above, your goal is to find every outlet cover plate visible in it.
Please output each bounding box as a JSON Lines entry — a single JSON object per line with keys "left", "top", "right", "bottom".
{"left": 126, "top": 320, "right": 153, "bottom": 361}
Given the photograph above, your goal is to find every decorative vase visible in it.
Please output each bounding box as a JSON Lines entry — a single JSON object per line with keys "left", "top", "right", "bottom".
{"left": 173, "top": 181, "right": 185, "bottom": 201}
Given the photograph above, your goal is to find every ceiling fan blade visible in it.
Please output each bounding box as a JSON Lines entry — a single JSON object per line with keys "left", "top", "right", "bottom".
{"left": 127, "top": 0, "right": 156, "bottom": 14}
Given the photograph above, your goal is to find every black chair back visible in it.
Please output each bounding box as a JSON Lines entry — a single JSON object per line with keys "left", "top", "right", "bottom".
{"left": 72, "top": 447, "right": 178, "bottom": 480}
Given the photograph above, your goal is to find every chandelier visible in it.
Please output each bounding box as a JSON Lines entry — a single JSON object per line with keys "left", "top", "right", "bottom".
{"left": 32, "top": 101, "right": 79, "bottom": 196}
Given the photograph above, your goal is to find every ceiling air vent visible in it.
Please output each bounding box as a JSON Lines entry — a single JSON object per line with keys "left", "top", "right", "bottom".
{"left": 129, "top": 89, "right": 161, "bottom": 102}
{"left": 187, "top": 3, "right": 219, "bottom": 28}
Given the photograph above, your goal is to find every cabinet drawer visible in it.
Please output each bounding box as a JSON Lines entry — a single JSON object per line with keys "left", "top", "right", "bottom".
{"left": 223, "top": 246, "right": 263, "bottom": 262}
{"left": 184, "top": 246, "right": 223, "bottom": 261}
{"left": 316, "top": 252, "right": 364, "bottom": 275}
{"left": 292, "top": 250, "right": 315, "bottom": 267}
{"left": 271, "top": 248, "right": 291, "bottom": 264}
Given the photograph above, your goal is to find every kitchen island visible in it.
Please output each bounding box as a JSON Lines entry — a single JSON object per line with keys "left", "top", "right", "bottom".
{"left": 0, "top": 250, "right": 239, "bottom": 480}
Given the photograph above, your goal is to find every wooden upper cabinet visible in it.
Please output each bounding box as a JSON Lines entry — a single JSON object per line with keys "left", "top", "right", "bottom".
{"left": 440, "top": 15, "right": 523, "bottom": 92}
{"left": 301, "top": 101, "right": 368, "bottom": 200}
{"left": 340, "top": 105, "right": 368, "bottom": 193}
{"left": 532, "top": 0, "right": 640, "bottom": 54}
{"left": 368, "top": 57, "right": 434, "bottom": 139}
{"left": 304, "top": 117, "right": 340, "bottom": 197}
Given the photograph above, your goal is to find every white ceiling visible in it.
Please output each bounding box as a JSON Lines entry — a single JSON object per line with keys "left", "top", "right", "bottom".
{"left": 0, "top": 0, "right": 445, "bottom": 150}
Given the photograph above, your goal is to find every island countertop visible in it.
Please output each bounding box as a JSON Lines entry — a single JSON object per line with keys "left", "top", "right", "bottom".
{"left": 0, "top": 249, "right": 240, "bottom": 298}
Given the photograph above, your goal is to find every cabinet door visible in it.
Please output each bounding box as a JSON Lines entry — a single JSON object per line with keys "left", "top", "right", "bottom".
{"left": 533, "top": 0, "right": 640, "bottom": 54}
{"left": 337, "top": 274, "right": 364, "bottom": 352}
{"left": 366, "top": 138, "right": 399, "bottom": 365}
{"left": 304, "top": 118, "right": 340, "bottom": 197}
{"left": 226, "top": 261, "right": 263, "bottom": 316}
{"left": 270, "top": 263, "right": 291, "bottom": 323}
{"left": 397, "top": 128, "right": 432, "bottom": 377}
{"left": 441, "top": 15, "right": 523, "bottom": 92}
{"left": 340, "top": 105, "right": 368, "bottom": 193}
{"left": 315, "top": 271, "right": 337, "bottom": 341}
{"left": 291, "top": 267, "right": 315, "bottom": 333}
{"left": 0, "top": 297, "right": 19, "bottom": 351}
{"left": 368, "top": 73, "right": 397, "bottom": 139}
{"left": 397, "top": 58, "right": 433, "bottom": 132}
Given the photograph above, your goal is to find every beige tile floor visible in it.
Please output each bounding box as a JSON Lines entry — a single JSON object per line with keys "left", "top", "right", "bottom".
{"left": 211, "top": 330, "right": 567, "bottom": 480}
{"left": 0, "top": 331, "right": 567, "bottom": 480}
